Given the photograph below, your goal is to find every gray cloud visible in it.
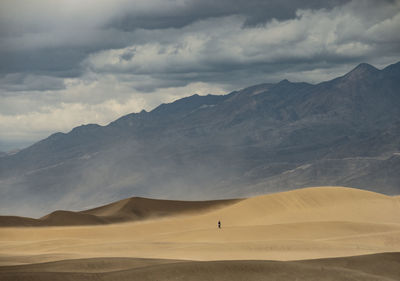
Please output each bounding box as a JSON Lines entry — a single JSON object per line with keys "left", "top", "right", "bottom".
{"left": 85, "top": 2, "right": 400, "bottom": 88}
{"left": 0, "top": 0, "right": 349, "bottom": 78}
{"left": 0, "top": 73, "right": 65, "bottom": 92}
{"left": 107, "top": 0, "right": 351, "bottom": 30}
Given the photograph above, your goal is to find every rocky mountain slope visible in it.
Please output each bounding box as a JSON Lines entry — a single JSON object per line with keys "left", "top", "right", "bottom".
{"left": 1, "top": 62, "right": 399, "bottom": 217}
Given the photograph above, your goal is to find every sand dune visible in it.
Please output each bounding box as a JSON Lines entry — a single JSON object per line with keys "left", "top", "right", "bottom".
{"left": 205, "top": 186, "right": 400, "bottom": 225}
{"left": 1, "top": 186, "right": 400, "bottom": 279}
{"left": 82, "top": 197, "right": 241, "bottom": 223}
{"left": 1, "top": 253, "right": 400, "bottom": 281}
{"left": 0, "top": 197, "right": 240, "bottom": 226}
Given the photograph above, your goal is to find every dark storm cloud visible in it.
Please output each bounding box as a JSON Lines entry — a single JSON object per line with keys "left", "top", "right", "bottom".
{"left": 0, "top": 0, "right": 349, "bottom": 80}
{"left": 85, "top": 0, "right": 400, "bottom": 90}
{"left": 108, "top": 0, "right": 350, "bottom": 30}
{"left": 0, "top": 28, "right": 136, "bottom": 78}
{"left": 0, "top": 0, "right": 399, "bottom": 93}
{"left": 0, "top": 73, "right": 65, "bottom": 92}
{"left": 0, "top": 48, "right": 85, "bottom": 78}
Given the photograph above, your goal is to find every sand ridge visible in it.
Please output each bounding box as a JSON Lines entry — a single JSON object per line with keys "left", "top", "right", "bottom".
{"left": 0, "top": 197, "right": 241, "bottom": 227}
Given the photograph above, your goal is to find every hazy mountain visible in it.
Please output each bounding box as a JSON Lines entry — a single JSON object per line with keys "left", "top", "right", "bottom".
{"left": 1, "top": 62, "right": 399, "bottom": 217}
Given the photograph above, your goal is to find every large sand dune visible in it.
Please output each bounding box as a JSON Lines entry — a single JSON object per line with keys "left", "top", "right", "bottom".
{"left": 1, "top": 186, "right": 400, "bottom": 279}
{"left": 0, "top": 197, "right": 240, "bottom": 226}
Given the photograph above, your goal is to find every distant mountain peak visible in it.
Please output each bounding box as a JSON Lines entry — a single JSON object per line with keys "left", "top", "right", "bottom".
{"left": 343, "top": 63, "right": 379, "bottom": 81}
{"left": 278, "top": 79, "right": 291, "bottom": 84}
{"left": 71, "top": 123, "right": 101, "bottom": 132}
{"left": 383, "top": 61, "right": 400, "bottom": 76}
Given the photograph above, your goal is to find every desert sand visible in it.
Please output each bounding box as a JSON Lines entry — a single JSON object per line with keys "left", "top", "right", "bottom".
{"left": 0, "top": 197, "right": 240, "bottom": 226}
{"left": 1, "top": 253, "right": 400, "bottom": 281}
{"left": 1, "top": 186, "right": 400, "bottom": 280}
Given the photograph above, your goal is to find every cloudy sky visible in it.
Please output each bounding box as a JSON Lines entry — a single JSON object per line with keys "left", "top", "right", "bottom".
{"left": 0, "top": 0, "right": 399, "bottom": 151}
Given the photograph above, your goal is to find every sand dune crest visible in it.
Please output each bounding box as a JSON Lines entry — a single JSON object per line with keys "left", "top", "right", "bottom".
{"left": 0, "top": 197, "right": 240, "bottom": 227}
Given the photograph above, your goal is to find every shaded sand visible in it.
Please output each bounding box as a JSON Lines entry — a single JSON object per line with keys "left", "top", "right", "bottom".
{"left": 0, "top": 197, "right": 240, "bottom": 226}
{"left": 1, "top": 253, "right": 400, "bottom": 281}
{"left": 1, "top": 186, "right": 400, "bottom": 267}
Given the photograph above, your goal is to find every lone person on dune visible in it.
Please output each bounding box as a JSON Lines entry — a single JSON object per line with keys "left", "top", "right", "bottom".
{"left": 218, "top": 220, "right": 221, "bottom": 229}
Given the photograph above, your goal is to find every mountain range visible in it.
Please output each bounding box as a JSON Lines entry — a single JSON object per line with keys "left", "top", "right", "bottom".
{"left": 1, "top": 61, "right": 399, "bottom": 217}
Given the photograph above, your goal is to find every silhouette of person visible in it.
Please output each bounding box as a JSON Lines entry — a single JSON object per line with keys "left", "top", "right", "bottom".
{"left": 218, "top": 220, "right": 221, "bottom": 229}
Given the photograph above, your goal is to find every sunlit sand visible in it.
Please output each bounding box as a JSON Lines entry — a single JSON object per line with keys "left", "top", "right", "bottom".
{"left": 1, "top": 186, "right": 400, "bottom": 264}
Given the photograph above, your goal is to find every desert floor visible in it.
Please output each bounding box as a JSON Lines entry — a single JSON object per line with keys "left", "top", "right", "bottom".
{"left": 1, "top": 186, "right": 400, "bottom": 280}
